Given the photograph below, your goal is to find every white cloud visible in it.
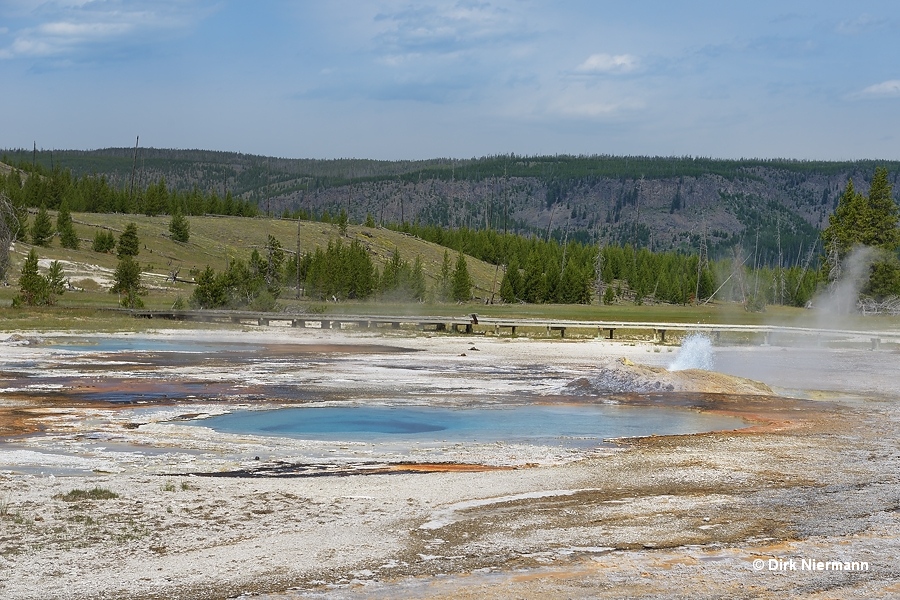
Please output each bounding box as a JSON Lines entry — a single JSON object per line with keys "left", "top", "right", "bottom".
{"left": 553, "top": 101, "right": 623, "bottom": 118}
{"left": 836, "top": 13, "right": 887, "bottom": 35}
{"left": 575, "top": 53, "right": 639, "bottom": 75}
{"left": 372, "top": 1, "right": 530, "bottom": 61}
{"left": 852, "top": 80, "right": 900, "bottom": 100}
{"left": 39, "top": 21, "right": 134, "bottom": 38}
{"left": 11, "top": 37, "right": 55, "bottom": 57}
{"left": 324, "top": 1, "right": 538, "bottom": 104}
{"left": 0, "top": 1, "right": 208, "bottom": 60}
{"left": 538, "top": 82, "right": 646, "bottom": 121}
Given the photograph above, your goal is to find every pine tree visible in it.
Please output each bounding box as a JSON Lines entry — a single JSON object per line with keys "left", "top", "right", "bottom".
{"left": 438, "top": 250, "right": 452, "bottom": 301}
{"left": 544, "top": 260, "right": 561, "bottom": 303}
{"left": 346, "top": 239, "right": 377, "bottom": 299}
{"left": 45, "top": 166, "right": 68, "bottom": 209}
{"left": 505, "top": 258, "right": 523, "bottom": 302}
{"left": 46, "top": 260, "right": 66, "bottom": 301}
{"left": 499, "top": 274, "right": 514, "bottom": 304}
{"left": 697, "top": 266, "right": 715, "bottom": 301}
{"left": 13, "top": 196, "right": 29, "bottom": 242}
{"left": 111, "top": 255, "right": 145, "bottom": 308}
{"left": 865, "top": 261, "right": 900, "bottom": 298}
{"left": 117, "top": 223, "right": 140, "bottom": 258}
{"left": 602, "top": 285, "right": 615, "bottom": 305}
{"left": 143, "top": 178, "right": 168, "bottom": 216}
{"left": 13, "top": 249, "right": 65, "bottom": 306}
{"left": 191, "top": 266, "right": 228, "bottom": 309}
{"left": 411, "top": 256, "right": 427, "bottom": 301}
{"left": 92, "top": 230, "right": 116, "bottom": 253}
{"left": 499, "top": 258, "right": 521, "bottom": 303}
{"left": 451, "top": 252, "right": 472, "bottom": 302}
{"left": 822, "top": 168, "right": 900, "bottom": 299}
{"left": 15, "top": 248, "right": 48, "bottom": 306}
{"left": 57, "top": 199, "right": 79, "bottom": 249}
{"left": 559, "top": 262, "right": 590, "bottom": 304}
{"left": 824, "top": 172, "right": 900, "bottom": 261}
{"left": 168, "top": 209, "right": 190, "bottom": 243}
{"left": 521, "top": 250, "right": 545, "bottom": 303}
{"left": 864, "top": 167, "right": 900, "bottom": 250}
{"left": 381, "top": 248, "right": 402, "bottom": 294}
{"left": 263, "top": 235, "right": 284, "bottom": 298}
{"left": 22, "top": 171, "right": 45, "bottom": 209}
{"left": 30, "top": 203, "right": 54, "bottom": 247}
{"left": 377, "top": 248, "right": 425, "bottom": 301}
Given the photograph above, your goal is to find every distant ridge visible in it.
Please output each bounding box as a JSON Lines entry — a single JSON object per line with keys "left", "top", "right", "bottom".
{"left": 3, "top": 148, "right": 899, "bottom": 262}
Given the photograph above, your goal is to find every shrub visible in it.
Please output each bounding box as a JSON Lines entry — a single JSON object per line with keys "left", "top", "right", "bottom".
{"left": 92, "top": 230, "right": 116, "bottom": 253}
{"left": 13, "top": 249, "right": 65, "bottom": 306}
{"left": 58, "top": 487, "right": 119, "bottom": 502}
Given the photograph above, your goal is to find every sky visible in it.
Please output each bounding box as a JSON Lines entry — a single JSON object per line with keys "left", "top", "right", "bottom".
{"left": 1, "top": 0, "right": 899, "bottom": 161}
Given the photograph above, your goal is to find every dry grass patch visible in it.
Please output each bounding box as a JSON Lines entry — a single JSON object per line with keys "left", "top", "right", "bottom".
{"left": 57, "top": 487, "right": 119, "bottom": 502}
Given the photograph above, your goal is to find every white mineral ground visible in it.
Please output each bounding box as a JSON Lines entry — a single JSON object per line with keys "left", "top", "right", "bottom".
{"left": 1, "top": 327, "right": 899, "bottom": 599}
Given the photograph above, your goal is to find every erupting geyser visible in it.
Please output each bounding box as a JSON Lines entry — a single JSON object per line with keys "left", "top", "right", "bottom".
{"left": 668, "top": 334, "right": 714, "bottom": 372}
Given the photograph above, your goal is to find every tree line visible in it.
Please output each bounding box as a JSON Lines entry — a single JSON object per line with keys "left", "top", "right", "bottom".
{"left": 0, "top": 160, "right": 258, "bottom": 218}
{"left": 2, "top": 189, "right": 821, "bottom": 311}
{"left": 189, "top": 237, "right": 473, "bottom": 309}
{"left": 9, "top": 148, "right": 899, "bottom": 212}
{"left": 822, "top": 166, "right": 900, "bottom": 302}
{"left": 3, "top": 157, "right": 895, "bottom": 311}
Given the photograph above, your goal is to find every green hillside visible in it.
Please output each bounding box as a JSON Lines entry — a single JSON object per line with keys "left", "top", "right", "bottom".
{"left": 1, "top": 212, "right": 501, "bottom": 310}
{"left": 7, "top": 148, "right": 899, "bottom": 264}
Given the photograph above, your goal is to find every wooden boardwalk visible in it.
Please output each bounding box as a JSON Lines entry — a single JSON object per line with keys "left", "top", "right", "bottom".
{"left": 122, "top": 309, "right": 900, "bottom": 348}
{"left": 125, "top": 309, "right": 481, "bottom": 333}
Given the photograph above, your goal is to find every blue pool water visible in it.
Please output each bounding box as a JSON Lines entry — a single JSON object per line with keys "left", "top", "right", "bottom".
{"left": 193, "top": 404, "right": 744, "bottom": 447}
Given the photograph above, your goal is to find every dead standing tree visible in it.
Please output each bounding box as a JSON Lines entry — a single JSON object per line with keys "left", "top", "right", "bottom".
{"left": 0, "top": 192, "right": 21, "bottom": 284}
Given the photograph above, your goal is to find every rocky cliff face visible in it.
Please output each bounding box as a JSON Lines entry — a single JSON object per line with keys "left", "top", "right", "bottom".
{"left": 272, "top": 167, "right": 881, "bottom": 259}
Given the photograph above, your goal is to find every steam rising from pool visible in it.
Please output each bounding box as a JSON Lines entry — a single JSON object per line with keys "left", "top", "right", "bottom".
{"left": 668, "top": 334, "right": 714, "bottom": 371}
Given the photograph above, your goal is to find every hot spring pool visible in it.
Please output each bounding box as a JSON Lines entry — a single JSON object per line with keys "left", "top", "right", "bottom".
{"left": 192, "top": 404, "right": 745, "bottom": 448}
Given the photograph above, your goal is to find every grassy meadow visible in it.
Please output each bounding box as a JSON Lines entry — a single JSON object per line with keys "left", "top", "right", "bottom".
{"left": 2, "top": 211, "right": 898, "bottom": 335}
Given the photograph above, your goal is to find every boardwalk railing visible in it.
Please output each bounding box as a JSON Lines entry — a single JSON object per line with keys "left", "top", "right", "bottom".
{"left": 124, "top": 309, "right": 480, "bottom": 333}
{"left": 119, "top": 309, "right": 900, "bottom": 348}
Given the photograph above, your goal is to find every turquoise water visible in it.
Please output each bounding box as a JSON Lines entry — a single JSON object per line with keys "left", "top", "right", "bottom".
{"left": 193, "top": 404, "right": 744, "bottom": 447}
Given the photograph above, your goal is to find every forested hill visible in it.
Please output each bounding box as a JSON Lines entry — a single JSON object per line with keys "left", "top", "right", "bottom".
{"left": 4, "top": 148, "right": 900, "bottom": 264}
